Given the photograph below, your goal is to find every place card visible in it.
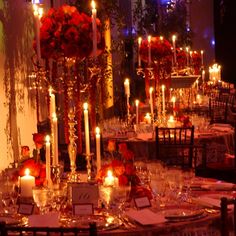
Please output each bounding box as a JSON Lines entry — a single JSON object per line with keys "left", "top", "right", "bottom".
{"left": 18, "top": 203, "right": 34, "bottom": 215}
{"left": 73, "top": 203, "right": 94, "bottom": 216}
{"left": 70, "top": 183, "right": 99, "bottom": 207}
{"left": 134, "top": 196, "right": 151, "bottom": 209}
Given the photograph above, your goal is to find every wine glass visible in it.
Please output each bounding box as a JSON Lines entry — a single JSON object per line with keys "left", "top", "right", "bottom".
{"left": 32, "top": 186, "right": 52, "bottom": 214}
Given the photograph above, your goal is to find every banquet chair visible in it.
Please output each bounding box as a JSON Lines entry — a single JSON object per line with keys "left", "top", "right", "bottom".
{"left": 155, "top": 126, "right": 195, "bottom": 168}
{"left": 0, "top": 222, "right": 97, "bottom": 236}
{"left": 220, "top": 197, "right": 236, "bottom": 236}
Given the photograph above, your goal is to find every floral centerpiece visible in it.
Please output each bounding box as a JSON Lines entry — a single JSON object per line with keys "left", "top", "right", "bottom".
{"left": 97, "top": 141, "right": 152, "bottom": 200}
{"left": 37, "top": 4, "right": 104, "bottom": 59}
{"left": 177, "top": 115, "right": 192, "bottom": 128}
{"left": 191, "top": 51, "right": 201, "bottom": 75}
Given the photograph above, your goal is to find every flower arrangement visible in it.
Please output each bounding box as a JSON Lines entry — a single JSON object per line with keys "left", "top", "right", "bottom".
{"left": 37, "top": 4, "right": 104, "bottom": 59}
{"left": 97, "top": 141, "right": 152, "bottom": 199}
{"left": 191, "top": 51, "right": 201, "bottom": 75}
{"left": 176, "top": 48, "right": 187, "bottom": 69}
{"left": 139, "top": 36, "right": 173, "bottom": 63}
{"left": 177, "top": 115, "right": 192, "bottom": 128}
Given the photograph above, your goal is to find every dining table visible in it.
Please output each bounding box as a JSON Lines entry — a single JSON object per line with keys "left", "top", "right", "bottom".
{"left": 0, "top": 175, "right": 235, "bottom": 236}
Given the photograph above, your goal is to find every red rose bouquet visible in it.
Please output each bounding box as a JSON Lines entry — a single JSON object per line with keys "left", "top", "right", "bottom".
{"left": 97, "top": 141, "right": 152, "bottom": 200}
{"left": 139, "top": 36, "right": 173, "bottom": 63}
{"left": 37, "top": 4, "right": 104, "bottom": 59}
{"left": 176, "top": 48, "right": 187, "bottom": 69}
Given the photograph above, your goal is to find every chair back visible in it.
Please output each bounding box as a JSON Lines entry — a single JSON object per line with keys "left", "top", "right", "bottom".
{"left": 220, "top": 197, "right": 236, "bottom": 236}
{"left": 0, "top": 222, "right": 97, "bottom": 236}
{"left": 155, "top": 126, "right": 194, "bottom": 168}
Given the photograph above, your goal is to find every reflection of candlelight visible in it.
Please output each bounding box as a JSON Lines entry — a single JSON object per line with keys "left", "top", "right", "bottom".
{"left": 95, "top": 127, "right": 101, "bottom": 172}
{"left": 104, "top": 170, "right": 118, "bottom": 187}
{"left": 138, "top": 37, "right": 142, "bottom": 67}
{"left": 135, "top": 100, "right": 139, "bottom": 124}
{"left": 148, "top": 35, "right": 152, "bottom": 66}
{"left": 20, "top": 169, "right": 35, "bottom": 197}
{"left": 84, "top": 103, "right": 90, "bottom": 156}
{"left": 91, "top": 0, "right": 97, "bottom": 58}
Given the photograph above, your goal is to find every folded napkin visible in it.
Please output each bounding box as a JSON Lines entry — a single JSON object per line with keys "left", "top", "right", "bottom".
{"left": 28, "top": 212, "right": 60, "bottom": 227}
{"left": 192, "top": 195, "right": 233, "bottom": 209}
{"left": 201, "top": 182, "right": 235, "bottom": 191}
{"left": 126, "top": 208, "right": 166, "bottom": 225}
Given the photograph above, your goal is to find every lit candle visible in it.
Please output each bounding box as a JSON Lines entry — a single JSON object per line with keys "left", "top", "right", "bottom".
{"left": 196, "top": 79, "right": 199, "bottom": 91}
{"left": 52, "top": 113, "right": 58, "bottom": 166}
{"left": 171, "top": 96, "right": 176, "bottom": 116}
{"left": 95, "top": 127, "right": 101, "bottom": 172}
{"left": 138, "top": 37, "right": 142, "bottom": 67}
{"left": 49, "top": 88, "right": 56, "bottom": 118}
{"left": 45, "top": 135, "right": 51, "bottom": 184}
{"left": 148, "top": 35, "right": 152, "bottom": 66}
{"left": 161, "top": 85, "right": 166, "bottom": 115}
{"left": 149, "top": 87, "right": 154, "bottom": 122}
{"left": 186, "top": 47, "right": 189, "bottom": 67}
{"left": 167, "top": 115, "right": 175, "bottom": 128}
{"left": 135, "top": 99, "right": 139, "bottom": 124}
{"left": 104, "top": 170, "right": 118, "bottom": 187}
{"left": 83, "top": 103, "right": 90, "bottom": 156}
{"left": 172, "top": 35, "right": 177, "bottom": 65}
{"left": 20, "top": 169, "right": 35, "bottom": 198}
{"left": 33, "top": 4, "right": 43, "bottom": 61}
{"left": 160, "top": 36, "right": 164, "bottom": 41}
{"left": 91, "top": 0, "right": 97, "bottom": 58}
{"left": 190, "top": 51, "right": 193, "bottom": 65}
{"left": 144, "top": 113, "right": 151, "bottom": 124}
{"left": 124, "top": 78, "right": 130, "bottom": 119}
{"left": 200, "top": 50, "right": 204, "bottom": 67}
{"left": 202, "top": 70, "right": 205, "bottom": 83}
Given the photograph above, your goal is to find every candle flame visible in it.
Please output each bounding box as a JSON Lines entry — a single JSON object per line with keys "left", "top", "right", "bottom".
{"left": 138, "top": 37, "right": 142, "bottom": 45}
{"left": 107, "top": 170, "right": 113, "bottom": 178}
{"left": 148, "top": 35, "right": 151, "bottom": 43}
{"left": 45, "top": 135, "right": 50, "bottom": 143}
{"left": 149, "top": 87, "right": 153, "bottom": 94}
{"left": 95, "top": 127, "right": 100, "bottom": 134}
{"left": 171, "top": 96, "right": 176, "bottom": 103}
{"left": 91, "top": 0, "right": 96, "bottom": 9}
{"left": 172, "top": 35, "right": 176, "bottom": 42}
{"left": 135, "top": 100, "right": 139, "bottom": 107}
{"left": 186, "top": 47, "right": 189, "bottom": 52}
{"left": 201, "top": 50, "right": 204, "bottom": 55}
{"left": 169, "top": 115, "right": 174, "bottom": 122}
{"left": 160, "top": 36, "right": 163, "bottom": 41}
{"left": 202, "top": 70, "right": 205, "bottom": 75}
{"left": 25, "top": 168, "right": 30, "bottom": 176}
{"left": 161, "top": 85, "right": 165, "bottom": 90}
{"left": 52, "top": 112, "right": 57, "bottom": 121}
{"left": 124, "top": 78, "right": 129, "bottom": 85}
{"left": 83, "top": 102, "right": 88, "bottom": 110}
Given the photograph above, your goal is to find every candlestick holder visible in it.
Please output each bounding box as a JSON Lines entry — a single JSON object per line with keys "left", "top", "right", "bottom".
{"left": 51, "top": 164, "right": 63, "bottom": 188}
{"left": 84, "top": 153, "right": 95, "bottom": 182}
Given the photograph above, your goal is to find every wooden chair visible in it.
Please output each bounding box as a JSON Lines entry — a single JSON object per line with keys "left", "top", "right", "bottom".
{"left": 0, "top": 222, "right": 97, "bottom": 236}
{"left": 155, "top": 126, "right": 195, "bottom": 168}
{"left": 220, "top": 197, "right": 236, "bottom": 236}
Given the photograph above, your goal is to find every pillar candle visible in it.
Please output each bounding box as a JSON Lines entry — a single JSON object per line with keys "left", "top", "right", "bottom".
{"left": 104, "top": 170, "right": 118, "bottom": 187}
{"left": 91, "top": 0, "right": 97, "bottom": 58}
{"left": 52, "top": 113, "right": 58, "bottom": 166}
{"left": 162, "top": 85, "right": 166, "bottom": 115}
{"left": 135, "top": 100, "right": 139, "bottom": 124}
{"left": 138, "top": 37, "right": 142, "bottom": 67}
{"left": 148, "top": 35, "right": 152, "bottom": 66}
{"left": 20, "top": 169, "right": 35, "bottom": 198}
{"left": 149, "top": 87, "right": 154, "bottom": 122}
{"left": 95, "top": 127, "right": 101, "bottom": 172}
{"left": 45, "top": 135, "right": 51, "bottom": 184}
{"left": 172, "top": 35, "right": 177, "bottom": 65}
{"left": 83, "top": 103, "right": 90, "bottom": 156}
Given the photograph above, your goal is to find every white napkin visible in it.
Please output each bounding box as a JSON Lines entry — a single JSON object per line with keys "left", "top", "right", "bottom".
{"left": 192, "top": 196, "right": 233, "bottom": 209}
{"left": 126, "top": 208, "right": 166, "bottom": 225}
{"left": 201, "top": 182, "right": 235, "bottom": 190}
{"left": 28, "top": 212, "right": 60, "bottom": 227}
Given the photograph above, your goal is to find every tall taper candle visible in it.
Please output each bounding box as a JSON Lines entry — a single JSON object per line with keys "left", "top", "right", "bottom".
{"left": 45, "top": 135, "right": 51, "bottom": 184}
{"left": 95, "top": 127, "right": 101, "bottom": 172}
{"left": 91, "top": 1, "right": 97, "bottom": 58}
{"left": 148, "top": 35, "right": 152, "bottom": 66}
{"left": 84, "top": 103, "right": 90, "bottom": 156}
{"left": 149, "top": 87, "right": 154, "bottom": 122}
{"left": 124, "top": 79, "right": 130, "bottom": 119}
{"left": 200, "top": 50, "right": 204, "bottom": 67}
{"left": 135, "top": 100, "right": 139, "bottom": 124}
{"left": 162, "top": 85, "right": 166, "bottom": 115}
{"left": 52, "top": 113, "right": 58, "bottom": 166}
{"left": 49, "top": 88, "right": 56, "bottom": 118}
{"left": 138, "top": 37, "right": 142, "bottom": 67}
{"left": 172, "top": 35, "right": 177, "bottom": 65}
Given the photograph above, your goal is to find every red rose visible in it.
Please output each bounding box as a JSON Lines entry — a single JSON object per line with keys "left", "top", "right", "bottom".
{"left": 118, "top": 143, "right": 128, "bottom": 154}
{"left": 118, "top": 175, "right": 129, "bottom": 186}
{"left": 123, "top": 150, "right": 134, "bottom": 161}
{"left": 125, "top": 163, "right": 135, "bottom": 175}
{"left": 112, "top": 160, "right": 125, "bottom": 176}
{"left": 107, "top": 140, "right": 116, "bottom": 152}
